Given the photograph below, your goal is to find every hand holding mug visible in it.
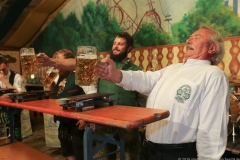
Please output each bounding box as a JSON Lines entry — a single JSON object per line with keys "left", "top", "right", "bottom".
{"left": 36, "top": 53, "right": 51, "bottom": 66}
{"left": 96, "top": 58, "right": 122, "bottom": 83}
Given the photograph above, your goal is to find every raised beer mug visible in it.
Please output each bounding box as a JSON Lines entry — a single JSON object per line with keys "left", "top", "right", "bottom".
{"left": 75, "top": 46, "right": 98, "bottom": 86}
{"left": 20, "top": 48, "right": 38, "bottom": 78}
{"left": 41, "top": 67, "right": 59, "bottom": 87}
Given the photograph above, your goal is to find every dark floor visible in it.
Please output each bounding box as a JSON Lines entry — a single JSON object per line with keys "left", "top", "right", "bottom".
{"left": 22, "top": 122, "right": 65, "bottom": 160}
{"left": 15, "top": 121, "right": 240, "bottom": 159}
{"left": 21, "top": 121, "right": 121, "bottom": 160}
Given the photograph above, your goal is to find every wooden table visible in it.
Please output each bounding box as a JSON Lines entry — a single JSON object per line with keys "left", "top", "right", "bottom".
{"left": 0, "top": 141, "right": 54, "bottom": 160}
{"left": 0, "top": 96, "right": 170, "bottom": 160}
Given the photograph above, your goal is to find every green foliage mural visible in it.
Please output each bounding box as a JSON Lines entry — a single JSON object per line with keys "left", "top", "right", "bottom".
{"left": 171, "top": 0, "right": 240, "bottom": 43}
{"left": 32, "top": 1, "right": 170, "bottom": 57}
{"left": 32, "top": 0, "right": 240, "bottom": 55}
{"left": 134, "top": 23, "right": 170, "bottom": 48}
{"left": 32, "top": 1, "right": 123, "bottom": 57}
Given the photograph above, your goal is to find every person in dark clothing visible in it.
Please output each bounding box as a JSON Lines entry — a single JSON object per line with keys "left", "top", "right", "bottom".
{"left": 50, "top": 49, "right": 86, "bottom": 160}
{"left": 0, "top": 54, "right": 25, "bottom": 92}
{"left": 0, "top": 54, "right": 26, "bottom": 141}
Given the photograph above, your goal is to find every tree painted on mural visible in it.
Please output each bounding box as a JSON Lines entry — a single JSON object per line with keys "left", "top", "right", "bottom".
{"left": 171, "top": 0, "right": 240, "bottom": 43}
{"left": 78, "top": 1, "right": 123, "bottom": 51}
{"left": 133, "top": 23, "right": 170, "bottom": 48}
{"left": 32, "top": 13, "right": 81, "bottom": 57}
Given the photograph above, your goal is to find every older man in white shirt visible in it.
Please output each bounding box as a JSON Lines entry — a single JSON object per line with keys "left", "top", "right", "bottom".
{"left": 95, "top": 26, "right": 230, "bottom": 160}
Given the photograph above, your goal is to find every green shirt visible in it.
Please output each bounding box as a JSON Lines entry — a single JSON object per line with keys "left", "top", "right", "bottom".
{"left": 53, "top": 72, "right": 85, "bottom": 125}
{"left": 98, "top": 60, "right": 142, "bottom": 106}
{"left": 53, "top": 72, "right": 85, "bottom": 99}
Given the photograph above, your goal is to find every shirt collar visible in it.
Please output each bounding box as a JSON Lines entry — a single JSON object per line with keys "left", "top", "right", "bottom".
{"left": 6, "top": 70, "right": 11, "bottom": 78}
{"left": 115, "top": 58, "right": 131, "bottom": 66}
{"left": 123, "top": 58, "right": 131, "bottom": 65}
{"left": 183, "top": 59, "right": 211, "bottom": 67}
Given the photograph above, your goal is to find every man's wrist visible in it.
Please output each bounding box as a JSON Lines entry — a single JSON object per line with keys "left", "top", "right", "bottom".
{"left": 54, "top": 59, "right": 59, "bottom": 68}
{"left": 49, "top": 58, "right": 56, "bottom": 67}
{"left": 114, "top": 70, "right": 122, "bottom": 83}
{"left": 2, "top": 78, "right": 8, "bottom": 84}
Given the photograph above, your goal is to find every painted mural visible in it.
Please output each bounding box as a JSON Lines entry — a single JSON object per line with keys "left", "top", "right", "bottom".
{"left": 30, "top": 0, "right": 239, "bottom": 79}
{"left": 31, "top": 0, "right": 240, "bottom": 54}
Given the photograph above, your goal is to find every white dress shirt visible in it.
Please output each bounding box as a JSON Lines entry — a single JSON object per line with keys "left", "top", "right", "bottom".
{"left": 118, "top": 59, "right": 229, "bottom": 159}
{"left": 0, "top": 70, "right": 25, "bottom": 92}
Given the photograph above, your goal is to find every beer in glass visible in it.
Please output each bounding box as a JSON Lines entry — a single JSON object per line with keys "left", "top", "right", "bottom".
{"left": 0, "top": 123, "right": 10, "bottom": 143}
{"left": 41, "top": 67, "right": 59, "bottom": 87}
{"left": 20, "top": 48, "right": 38, "bottom": 78}
{"left": 75, "top": 46, "right": 98, "bottom": 86}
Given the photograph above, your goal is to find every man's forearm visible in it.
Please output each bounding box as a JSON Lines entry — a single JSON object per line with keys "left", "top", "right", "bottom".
{"left": 48, "top": 58, "right": 76, "bottom": 71}
{"left": 1, "top": 80, "right": 15, "bottom": 89}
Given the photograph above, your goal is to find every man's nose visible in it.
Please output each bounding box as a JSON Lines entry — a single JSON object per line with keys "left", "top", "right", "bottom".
{"left": 113, "top": 46, "right": 118, "bottom": 50}
{"left": 186, "top": 38, "right": 192, "bottom": 44}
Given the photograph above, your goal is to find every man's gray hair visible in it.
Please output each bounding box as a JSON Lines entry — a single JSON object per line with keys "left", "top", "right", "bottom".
{"left": 200, "top": 25, "right": 225, "bottom": 65}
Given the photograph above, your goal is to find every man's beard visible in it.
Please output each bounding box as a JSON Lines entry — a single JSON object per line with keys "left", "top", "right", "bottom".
{"left": 110, "top": 49, "right": 128, "bottom": 62}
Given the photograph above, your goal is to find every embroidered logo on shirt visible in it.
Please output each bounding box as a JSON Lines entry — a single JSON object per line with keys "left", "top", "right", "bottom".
{"left": 175, "top": 85, "right": 191, "bottom": 103}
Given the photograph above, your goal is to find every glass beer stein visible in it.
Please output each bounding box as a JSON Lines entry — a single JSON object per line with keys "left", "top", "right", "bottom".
{"left": 41, "top": 67, "right": 59, "bottom": 87}
{"left": 75, "top": 46, "right": 98, "bottom": 86}
{"left": 0, "top": 123, "right": 10, "bottom": 140}
{"left": 20, "top": 48, "right": 38, "bottom": 78}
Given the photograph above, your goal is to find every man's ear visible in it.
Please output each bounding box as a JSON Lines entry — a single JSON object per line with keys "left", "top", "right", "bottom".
{"left": 127, "top": 46, "right": 132, "bottom": 53}
{"left": 208, "top": 44, "right": 217, "bottom": 55}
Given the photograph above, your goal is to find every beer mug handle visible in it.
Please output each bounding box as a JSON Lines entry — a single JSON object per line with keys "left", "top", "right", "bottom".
{"left": 97, "top": 56, "right": 103, "bottom": 62}
{"left": 6, "top": 127, "right": 10, "bottom": 138}
{"left": 96, "top": 55, "right": 103, "bottom": 67}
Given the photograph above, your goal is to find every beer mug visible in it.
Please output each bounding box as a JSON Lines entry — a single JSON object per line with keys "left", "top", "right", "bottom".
{"left": 0, "top": 123, "right": 10, "bottom": 140}
{"left": 75, "top": 46, "right": 99, "bottom": 86}
{"left": 41, "top": 67, "right": 59, "bottom": 87}
{"left": 20, "top": 48, "right": 38, "bottom": 78}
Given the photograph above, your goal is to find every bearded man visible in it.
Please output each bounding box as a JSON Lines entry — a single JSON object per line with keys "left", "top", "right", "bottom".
{"left": 98, "top": 32, "right": 144, "bottom": 107}
{"left": 96, "top": 32, "right": 146, "bottom": 160}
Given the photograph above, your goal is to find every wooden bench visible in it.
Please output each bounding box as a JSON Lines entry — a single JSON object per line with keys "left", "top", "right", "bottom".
{"left": 0, "top": 141, "right": 54, "bottom": 160}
